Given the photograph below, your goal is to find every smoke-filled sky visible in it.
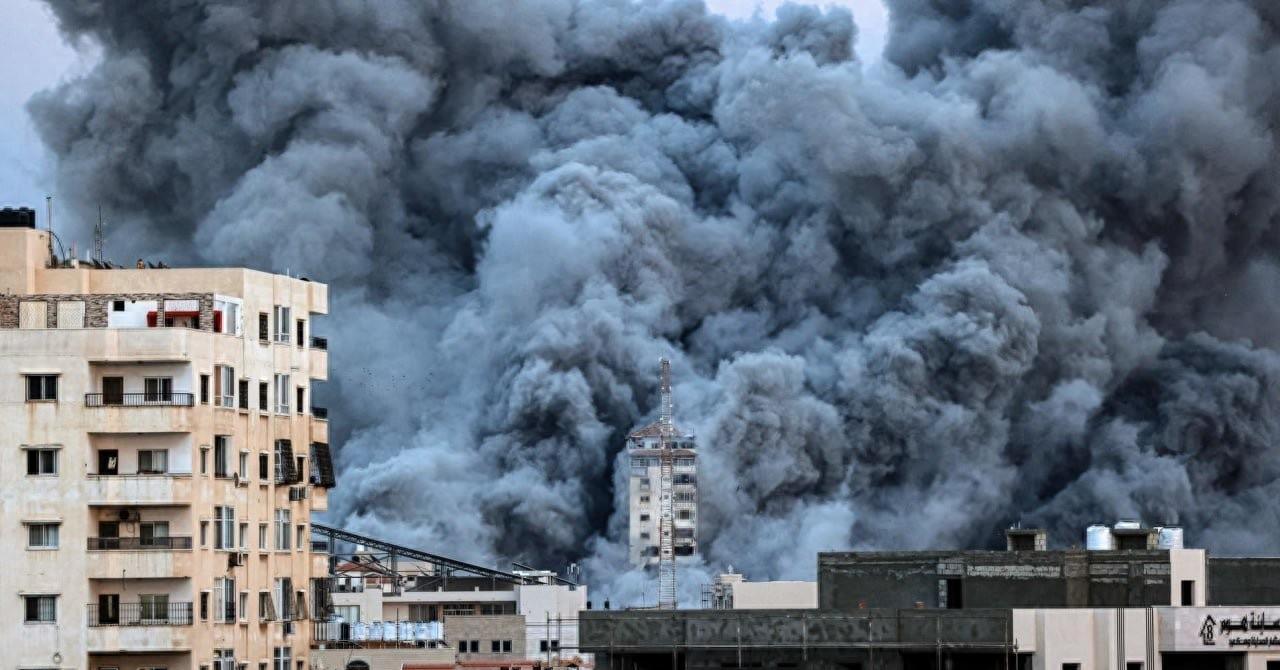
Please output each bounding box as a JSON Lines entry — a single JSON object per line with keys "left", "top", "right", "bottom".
{"left": 16, "top": 0, "right": 1280, "bottom": 605}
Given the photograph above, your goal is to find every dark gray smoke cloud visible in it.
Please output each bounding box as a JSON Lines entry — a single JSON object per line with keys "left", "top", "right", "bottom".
{"left": 28, "top": 0, "right": 1280, "bottom": 601}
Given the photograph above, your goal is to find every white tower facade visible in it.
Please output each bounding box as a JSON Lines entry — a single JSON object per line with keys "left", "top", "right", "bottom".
{"left": 627, "top": 360, "right": 698, "bottom": 574}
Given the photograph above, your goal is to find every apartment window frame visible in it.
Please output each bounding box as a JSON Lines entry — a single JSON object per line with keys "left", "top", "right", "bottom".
{"left": 258, "top": 381, "right": 269, "bottom": 411}
{"left": 138, "top": 448, "right": 169, "bottom": 474}
{"left": 23, "top": 595, "right": 57, "bottom": 623}
{"left": 213, "top": 436, "right": 231, "bottom": 478}
{"left": 24, "top": 374, "right": 58, "bottom": 402}
{"left": 238, "top": 379, "right": 250, "bottom": 410}
{"left": 274, "top": 374, "right": 291, "bottom": 414}
{"left": 273, "top": 306, "right": 292, "bottom": 343}
{"left": 200, "top": 374, "right": 210, "bottom": 404}
{"left": 259, "top": 523, "right": 268, "bottom": 550}
{"left": 25, "top": 446, "right": 59, "bottom": 476}
{"left": 296, "top": 319, "right": 305, "bottom": 348}
{"left": 26, "top": 522, "right": 60, "bottom": 549}
{"left": 144, "top": 376, "right": 173, "bottom": 402}
{"left": 258, "top": 313, "right": 270, "bottom": 343}
{"left": 213, "top": 505, "right": 235, "bottom": 550}
{"left": 274, "top": 509, "right": 292, "bottom": 550}
{"left": 215, "top": 364, "right": 235, "bottom": 407}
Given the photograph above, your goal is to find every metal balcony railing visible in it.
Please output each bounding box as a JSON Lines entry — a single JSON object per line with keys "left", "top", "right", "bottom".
{"left": 85, "top": 392, "right": 195, "bottom": 407}
{"left": 87, "top": 536, "right": 193, "bottom": 550}
{"left": 312, "top": 406, "right": 329, "bottom": 420}
{"left": 310, "top": 335, "right": 328, "bottom": 350}
{"left": 88, "top": 602, "right": 194, "bottom": 626}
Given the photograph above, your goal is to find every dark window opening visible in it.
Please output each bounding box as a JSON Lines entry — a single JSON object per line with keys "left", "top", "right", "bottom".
{"left": 112, "top": 300, "right": 125, "bottom": 312}
{"left": 259, "top": 313, "right": 269, "bottom": 342}
{"left": 200, "top": 374, "right": 210, "bottom": 404}
{"left": 1181, "top": 580, "right": 1194, "bottom": 606}
{"left": 259, "top": 382, "right": 268, "bottom": 410}
{"left": 946, "top": 578, "right": 963, "bottom": 609}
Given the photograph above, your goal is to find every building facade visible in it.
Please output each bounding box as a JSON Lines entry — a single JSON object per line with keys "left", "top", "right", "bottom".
{"left": 0, "top": 217, "right": 336, "bottom": 670}
{"left": 701, "top": 571, "right": 818, "bottom": 610}
{"left": 583, "top": 522, "right": 1280, "bottom": 670}
{"left": 626, "top": 360, "right": 697, "bottom": 568}
{"left": 316, "top": 558, "right": 588, "bottom": 670}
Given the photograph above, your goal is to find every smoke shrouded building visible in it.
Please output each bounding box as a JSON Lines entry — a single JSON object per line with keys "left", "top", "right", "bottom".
{"left": 628, "top": 359, "right": 698, "bottom": 567}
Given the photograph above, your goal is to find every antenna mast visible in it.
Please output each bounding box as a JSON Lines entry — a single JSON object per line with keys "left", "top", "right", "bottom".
{"left": 94, "top": 204, "right": 105, "bottom": 261}
{"left": 45, "top": 196, "right": 54, "bottom": 265}
{"left": 657, "top": 357, "right": 677, "bottom": 610}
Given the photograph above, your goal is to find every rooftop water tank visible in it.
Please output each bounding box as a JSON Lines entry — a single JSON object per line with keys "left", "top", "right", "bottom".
{"left": 1156, "top": 526, "right": 1184, "bottom": 550}
{"left": 1086, "top": 524, "right": 1114, "bottom": 550}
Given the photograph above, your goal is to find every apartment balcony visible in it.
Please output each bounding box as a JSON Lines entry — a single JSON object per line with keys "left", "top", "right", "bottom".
{"left": 88, "top": 602, "right": 194, "bottom": 627}
{"left": 85, "top": 474, "right": 193, "bottom": 506}
{"left": 309, "top": 345, "right": 329, "bottom": 381}
{"left": 86, "top": 537, "right": 194, "bottom": 578}
{"left": 85, "top": 393, "right": 196, "bottom": 432}
{"left": 312, "top": 415, "right": 329, "bottom": 443}
{"left": 86, "top": 603, "right": 194, "bottom": 653}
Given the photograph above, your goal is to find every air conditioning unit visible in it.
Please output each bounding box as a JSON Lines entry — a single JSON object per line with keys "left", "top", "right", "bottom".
{"left": 118, "top": 508, "right": 141, "bottom": 523}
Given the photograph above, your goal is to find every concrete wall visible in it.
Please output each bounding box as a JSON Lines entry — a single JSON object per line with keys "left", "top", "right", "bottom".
{"left": 1208, "top": 558, "right": 1280, "bottom": 605}
{"left": 731, "top": 580, "right": 818, "bottom": 609}
{"left": 313, "top": 647, "right": 454, "bottom": 670}
{"left": 446, "top": 614, "right": 527, "bottom": 658}
{"left": 820, "top": 551, "right": 1176, "bottom": 611}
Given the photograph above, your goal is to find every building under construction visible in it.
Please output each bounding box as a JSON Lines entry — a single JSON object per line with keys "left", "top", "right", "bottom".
{"left": 627, "top": 359, "right": 698, "bottom": 606}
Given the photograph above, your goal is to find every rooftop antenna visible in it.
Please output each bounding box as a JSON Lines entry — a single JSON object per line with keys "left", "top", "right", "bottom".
{"left": 45, "top": 195, "right": 54, "bottom": 265}
{"left": 94, "top": 204, "right": 105, "bottom": 262}
{"left": 657, "top": 356, "right": 677, "bottom": 610}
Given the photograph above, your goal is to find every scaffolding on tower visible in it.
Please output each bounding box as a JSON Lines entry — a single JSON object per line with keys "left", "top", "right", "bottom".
{"left": 657, "top": 357, "right": 677, "bottom": 610}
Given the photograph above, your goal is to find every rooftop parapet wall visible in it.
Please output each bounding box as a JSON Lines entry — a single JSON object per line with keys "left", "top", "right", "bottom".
{"left": 579, "top": 609, "right": 1013, "bottom": 652}
{"left": 819, "top": 550, "right": 1175, "bottom": 610}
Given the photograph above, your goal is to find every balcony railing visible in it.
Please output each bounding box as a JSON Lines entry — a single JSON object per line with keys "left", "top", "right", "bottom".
{"left": 310, "top": 335, "right": 328, "bottom": 350}
{"left": 87, "top": 536, "right": 193, "bottom": 550}
{"left": 85, "top": 392, "right": 195, "bottom": 407}
{"left": 312, "top": 406, "right": 328, "bottom": 420}
{"left": 88, "top": 602, "right": 193, "bottom": 626}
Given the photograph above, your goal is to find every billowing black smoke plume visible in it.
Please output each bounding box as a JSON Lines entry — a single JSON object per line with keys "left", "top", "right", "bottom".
{"left": 28, "top": 0, "right": 1280, "bottom": 602}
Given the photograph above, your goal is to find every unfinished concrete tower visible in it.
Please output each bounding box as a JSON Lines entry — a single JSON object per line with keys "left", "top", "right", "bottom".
{"left": 628, "top": 358, "right": 698, "bottom": 605}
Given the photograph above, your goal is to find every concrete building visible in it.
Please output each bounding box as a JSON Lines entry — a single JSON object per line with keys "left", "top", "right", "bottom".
{"left": 582, "top": 522, "right": 1280, "bottom": 670}
{"left": 312, "top": 528, "right": 589, "bottom": 670}
{"left": 627, "top": 360, "right": 697, "bottom": 568}
{"left": 0, "top": 214, "right": 336, "bottom": 670}
{"left": 702, "top": 571, "right": 817, "bottom": 610}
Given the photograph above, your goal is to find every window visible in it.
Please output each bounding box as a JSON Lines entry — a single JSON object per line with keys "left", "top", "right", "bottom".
{"left": 639, "top": 514, "right": 650, "bottom": 522}
{"left": 467, "top": 640, "right": 480, "bottom": 653}
{"left": 24, "top": 595, "right": 56, "bottom": 623}
{"left": 140, "top": 592, "right": 169, "bottom": 621}
{"left": 678, "top": 510, "right": 693, "bottom": 520}
{"left": 239, "top": 592, "right": 248, "bottom": 620}
{"left": 27, "top": 523, "right": 59, "bottom": 548}
{"left": 239, "top": 523, "right": 248, "bottom": 550}
{"left": 26, "top": 448, "right": 58, "bottom": 475}
{"left": 239, "top": 452, "right": 248, "bottom": 479}
{"left": 259, "top": 313, "right": 269, "bottom": 342}
{"left": 259, "top": 591, "right": 276, "bottom": 621}
{"left": 275, "top": 509, "right": 291, "bottom": 550}
{"left": 113, "top": 299, "right": 126, "bottom": 312}
{"left": 215, "top": 365, "right": 235, "bottom": 407}
{"left": 640, "top": 532, "right": 650, "bottom": 540}
{"left": 140, "top": 522, "right": 170, "bottom": 547}
{"left": 200, "top": 447, "right": 209, "bottom": 475}
{"left": 296, "top": 386, "right": 305, "bottom": 415}
{"left": 295, "top": 524, "right": 304, "bottom": 550}
{"left": 214, "top": 506, "right": 235, "bottom": 550}
{"left": 200, "top": 520, "right": 209, "bottom": 547}
{"left": 273, "top": 306, "right": 291, "bottom": 343}
{"left": 238, "top": 380, "right": 249, "bottom": 409}
{"left": 259, "top": 453, "right": 270, "bottom": 480}
{"left": 274, "top": 578, "right": 293, "bottom": 620}
{"left": 200, "top": 591, "right": 210, "bottom": 620}
{"left": 214, "top": 436, "right": 231, "bottom": 477}
{"left": 274, "top": 374, "right": 291, "bottom": 413}
{"left": 25, "top": 374, "right": 57, "bottom": 401}
{"left": 1062, "top": 665, "right": 1080, "bottom": 670}
{"left": 334, "top": 605, "right": 360, "bottom": 622}
{"left": 274, "top": 440, "right": 294, "bottom": 482}
{"left": 214, "top": 649, "right": 235, "bottom": 670}
{"left": 259, "top": 523, "right": 268, "bottom": 550}
{"left": 144, "top": 376, "right": 173, "bottom": 402}
{"left": 1181, "top": 580, "right": 1195, "bottom": 606}
{"left": 138, "top": 449, "right": 168, "bottom": 474}
{"left": 640, "top": 495, "right": 650, "bottom": 503}
{"left": 259, "top": 381, "right": 269, "bottom": 410}
{"left": 1127, "top": 663, "right": 1144, "bottom": 670}
{"left": 214, "top": 577, "right": 236, "bottom": 622}
{"left": 296, "top": 319, "right": 305, "bottom": 347}
{"left": 539, "top": 640, "right": 560, "bottom": 652}
{"left": 200, "top": 374, "right": 210, "bottom": 404}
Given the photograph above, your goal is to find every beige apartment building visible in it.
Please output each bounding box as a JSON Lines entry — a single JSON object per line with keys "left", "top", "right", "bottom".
{"left": 0, "top": 215, "right": 336, "bottom": 670}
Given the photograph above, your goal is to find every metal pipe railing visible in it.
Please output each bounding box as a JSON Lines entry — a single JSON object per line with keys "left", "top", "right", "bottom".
{"left": 87, "top": 536, "right": 193, "bottom": 550}
{"left": 85, "top": 392, "right": 195, "bottom": 407}
{"left": 87, "top": 602, "right": 194, "bottom": 626}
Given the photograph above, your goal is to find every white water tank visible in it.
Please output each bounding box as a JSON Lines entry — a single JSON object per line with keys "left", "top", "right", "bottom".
{"left": 1156, "top": 526, "right": 1184, "bottom": 550}
{"left": 1086, "top": 524, "right": 1114, "bottom": 550}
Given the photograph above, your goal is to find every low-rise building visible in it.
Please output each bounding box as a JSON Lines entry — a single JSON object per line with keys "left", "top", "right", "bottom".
{"left": 702, "top": 571, "right": 817, "bottom": 610}
{"left": 582, "top": 522, "right": 1280, "bottom": 670}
